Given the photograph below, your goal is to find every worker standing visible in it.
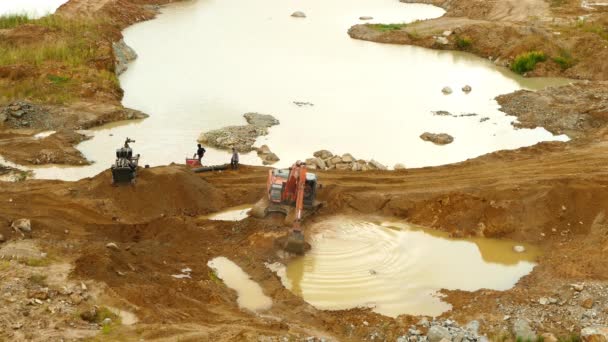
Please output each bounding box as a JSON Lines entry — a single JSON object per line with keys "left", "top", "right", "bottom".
{"left": 231, "top": 147, "right": 239, "bottom": 170}
{"left": 196, "top": 144, "right": 206, "bottom": 164}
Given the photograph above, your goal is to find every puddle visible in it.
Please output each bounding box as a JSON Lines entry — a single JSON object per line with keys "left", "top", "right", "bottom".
{"left": 203, "top": 205, "right": 252, "bottom": 221}
{"left": 23, "top": 0, "right": 570, "bottom": 180}
{"left": 274, "top": 216, "right": 540, "bottom": 317}
{"left": 207, "top": 257, "right": 272, "bottom": 312}
{"left": 33, "top": 131, "right": 56, "bottom": 139}
{"left": 0, "top": 0, "right": 68, "bottom": 18}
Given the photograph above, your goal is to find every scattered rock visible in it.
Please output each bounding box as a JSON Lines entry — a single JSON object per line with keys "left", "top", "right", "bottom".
{"left": 441, "top": 87, "right": 453, "bottom": 94}
{"left": 102, "top": 318, "right": 112, "bottom": 326}
{"left": 105, "top": 242, "right": 119, "bottom": 250}
{"left": 394, "top": 163, "right": 407, "bottom": 170}
{"left": 513, "top": 245, "right": 526, "bottom": 253}
{"left": 420, "top": 132, "right": 454, "bottom": 145}
{"left": 11, "top": 218, "right": 32, "bottom": 233}
{"left": 341, "top": 153, "right": 355, "bottom": 163}
{"left": 291, "top": 11, "right": 306, "bottom": 18}
{"left": 572, "top": 283, "right": 585, "bottom": 292}
{"left": 442, "top": 30, "right": 452, "bottom": 36}
{"left": 539, "top": 297, "right": 549, "bottom": 305}
{"left": 255, "top": 145, "right": 280, "bottom": 165}
{"left": 581, "top": 297, "right": 595, "bottom": 309}
{"left": 581, "top": 326, "right": 608, "bottom": 342}
{"left": 293, "top": 101, "right": 314, "bottom": 107}
{"left": 359, "top": 16, "right": 374, "bottom": 20}
{"left": 436, "top": 36, "right": 449, "bottom": 45}
{"left": 428, "top": 326, "right": 452, "bottom": 342}
{"left": 512, "top": 318, "right": 536, "bottom": 341}
{"left": 462, "top": 85, "right": 472, "bottom": 93}
{"left": 480, "top": 117, "right": 490, "bottom": 123}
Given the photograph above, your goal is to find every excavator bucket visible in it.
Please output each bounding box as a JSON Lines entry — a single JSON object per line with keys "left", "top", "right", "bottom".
{"left": 284, "top": 230, "right": 305, "bottom": 254}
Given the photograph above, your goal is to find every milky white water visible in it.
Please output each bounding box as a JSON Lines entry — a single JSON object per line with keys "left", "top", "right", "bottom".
{"left": 274, "top": 217, "right": 540, "bottom": 317}
{"left": 23, "top": 0, "right": 570, "bottom": 180}
{"left": 0, "top": 0, "right": 68, "bottom": 18}
{"left": 202, "top": 205, "right": 252, "bottom": 221}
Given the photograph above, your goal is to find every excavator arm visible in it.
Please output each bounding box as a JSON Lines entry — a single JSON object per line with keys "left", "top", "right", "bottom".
{"left": 284, "top": 162, "right": 308, "bottom": 254}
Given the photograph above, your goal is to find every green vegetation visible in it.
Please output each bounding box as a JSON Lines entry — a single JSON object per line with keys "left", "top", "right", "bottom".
{"left": 0, "top": 13, "right": 119, "bottom": 104}
{"left": 369, "top": 23, "right": 407, "bottom": 32}
{"left": 0, "top": 260, "right": 10, "bottom": 271}
{"left": 23, "top": 257, "right": 52, "bottom": 267}
{"left": 558, "top": 335, "right": 581, "bottom": 342}
{"left": 208, "top": 269, "right": 223, "bottom": 284}
{"left": 552, "top": 50, "right": 575, "bottom": 70}
{"left": 575, "top": 18, "right": 608, "bottom": 40}
{"left": 28, "top": 274, "right": 48, "bottom": 286}
{"left": 550, "top": 0, "right": 567, "bottom": 7}
{"left": 0, "top": 14, "right": 31, "bottom": 29}
{"left": 456, "top": 36, "right": 472, "bottom": 50}
{"left": 511, "top": 51, "right": 547, "bottom": 74}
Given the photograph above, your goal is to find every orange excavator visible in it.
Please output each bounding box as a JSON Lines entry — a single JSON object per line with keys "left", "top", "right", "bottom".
{"left": 252, "top": 161, "right": 321, "bottom": 254}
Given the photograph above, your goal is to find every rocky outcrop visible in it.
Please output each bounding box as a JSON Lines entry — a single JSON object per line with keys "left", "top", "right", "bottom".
{"left": 198, "top": 113, "right": 279, "bottom": 152}
{"left": 420, "top": 132, "right": 454, "bottom": 145}
{"left": 112, "top": 39, "right": 138, "bottom": 75}
{"left": 581, "top": 326, "right": 608, "bottom": 342}
{"left": 305, "top": 150, "right": 389, "bottom": 171}
{"left": 291, "top": 11, "right": 306, "bottom": 18}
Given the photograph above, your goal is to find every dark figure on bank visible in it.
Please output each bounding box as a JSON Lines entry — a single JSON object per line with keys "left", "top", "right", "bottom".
{"left": 196, "top": 144, "right": 206, "bottom": 163}
{"left": 231, "top": 147, "right": 239, "bottom": 170}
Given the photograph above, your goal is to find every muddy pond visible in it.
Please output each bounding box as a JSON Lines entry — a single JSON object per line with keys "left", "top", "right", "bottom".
{"left": 270, "top": 216, "right": 540, "bottom": 317}
{"left": 20, "top": 0, "right": 570, "bottom": 180}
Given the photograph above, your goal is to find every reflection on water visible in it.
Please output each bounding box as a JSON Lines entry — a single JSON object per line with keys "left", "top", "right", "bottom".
{"left": 207, "top": 256, "right": 272, "bottom": 312}
{"left": 277, "top": 216, "right": 539, "bottom": 317}
{"left": 22, "top": 0, "right": 570, "bottom": 180}
{"left": 203, "top": 205, "right": 252, "bottom": 221}
{"left": 0, "top": 0, "right": 68, "bottom": 18}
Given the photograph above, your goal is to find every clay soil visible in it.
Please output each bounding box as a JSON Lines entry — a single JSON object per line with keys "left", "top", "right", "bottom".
{"left": 1, "top": 137, "right": 608, "bottom": 340}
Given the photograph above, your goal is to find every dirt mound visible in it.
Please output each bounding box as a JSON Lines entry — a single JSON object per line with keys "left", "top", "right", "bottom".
{"left": 77, "top": 165, "right": 228, "bottom": 222}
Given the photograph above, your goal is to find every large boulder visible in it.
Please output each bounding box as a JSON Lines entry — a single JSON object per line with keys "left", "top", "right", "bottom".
{"left": 369, "top": 159, "right": 387, "bottom": 170}
{"left": 341, "top": 153, "right": 355, "bottom": 163}
{"left": 329, "top": 156, "right": 343, "bottom": 166}
{"left": 428, "top": 326, "right": 452, "bottom": 342}
{"left": 420, "top": 132, "right": 454, "bottom": 145}
{"left": 306, "top": 157, "right": 326, "bottom": 170}
{"left": 313, "top": 150, "right": 333, "bottom": 160}
{"left": 441, "top": 86, "right": 453, "bottom": 94}
{"left": 291, "top": 11, "right": 306, "bottom": 18}
{"left": 512, "top": 318, "right": 536, "bottom": 341}
{"left": 581, "top": 326, "right": 608, "bottom": 342}
{"left": 11, "top": 218, "right": 31, "bottom": 233}
{"left": 335, "top": 163, "right": 351, "bottom": 171}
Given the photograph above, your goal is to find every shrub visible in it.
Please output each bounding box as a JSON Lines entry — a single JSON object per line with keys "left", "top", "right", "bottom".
{"left": 369, "top": 23, "right": 407, "bottom": 32}
{"left": 511, "top": 51, "right": 547, "bottom": 74}
{"left": 552, "top": 50, "right": 575, "bottom": 70}
{"left": 456, "top": 36, "right": 472, "bottom": 50}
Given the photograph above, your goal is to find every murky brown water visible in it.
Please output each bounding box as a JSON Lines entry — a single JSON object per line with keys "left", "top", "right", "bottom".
{"left": 202, "top": 205, "right": 252, "bottom": 221}
{"left": 207, "top": 257, "right": 272, "bottom": 312}
{"left": 17, "top": 0, "right": 571, "bottom": 181}
{"left": 273, "top": 216, "right": 540, "bottom": 317}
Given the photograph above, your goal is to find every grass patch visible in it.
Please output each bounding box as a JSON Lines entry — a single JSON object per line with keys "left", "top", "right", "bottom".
{"left": 0, "top": 13, "right": 120, "bottom": 104}
{"left": 552, "top": 50, "right": 575, "bottom": 70}
{"left": 550, "top": 0, "right": 567, "bottom": 6}
{"left": 0, "top": 14, "right": 32, "bottom": 29}
{"left": 208, "top": 269, "right": 223, "bottom": 284}
{"left": 511, "top": 51, "right": 547, "bottom": 74}
{"left": 456, "top": 36, "right": 472, "bottom": 50}
{"left": 47, "top": 74, "right": 70, "bottom": 85}
{"left": 23, "top": 258, "right": 52, "bottom": 267}
{"left": 28, "top": 274, "right": 48, "bottom": 286}
{"left": 369, "top": 23, "right": 407, "bottom": 32}
{"left": 558, "top": 335, "right": 581, "bottom": 342}
{"left": 0, "top": 260, "right": 10, "bottom": 271}
{"left": 575, "top": 18, "right": 608, "bottom": 40}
